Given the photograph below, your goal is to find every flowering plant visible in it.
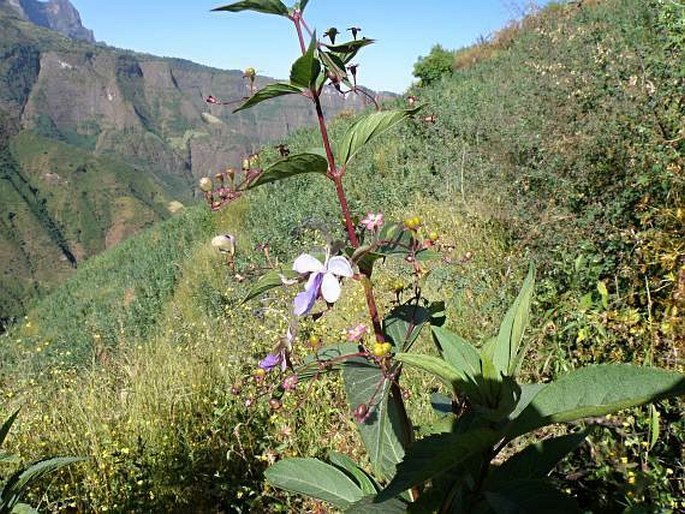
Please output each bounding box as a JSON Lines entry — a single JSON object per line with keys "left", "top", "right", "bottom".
{"left": 201, "top": 1, "right": 685, "bottom": 512}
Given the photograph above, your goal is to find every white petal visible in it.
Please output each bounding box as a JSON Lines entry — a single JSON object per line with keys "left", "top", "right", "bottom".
{"left": 321, "top": 272, "right": 342, "bottom": 303}
{"left": 293, "top": 253, "right": 325, "bottom": 274}
{"left": 326, "top": 256, "right": 353, "bottom": 277}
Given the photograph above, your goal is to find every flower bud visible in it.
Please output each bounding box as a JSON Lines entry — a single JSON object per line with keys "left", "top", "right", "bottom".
{"left": 199, "top": 177, "right": 213, "bottom": 192}
{"left": 269, "top": 398, "right": 282, "bottom": 411}
{"left": 244, "top": 67, "right": 256, "bottom": 81}
{"left": 211, "top": 234, "right": 235, "bottom": 255}
{"left": 353, "top": 403, "right": 369, "bottom": 422}
{"left": 282, "top": 375, "right": 298, "bottom": 391}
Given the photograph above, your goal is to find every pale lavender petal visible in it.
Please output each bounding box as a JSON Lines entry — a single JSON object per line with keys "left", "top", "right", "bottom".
{"left": 259, "top": 353, "right": 281, "bottom": 372}
{"left": 293, "top": 253, "right": 324, "bottom": 274}
{"left": 304, "top": 272, "right": 321, "bottom": 292}
{"left": 326, "top": 256, "right": 353, "bottom": 277}
{"left": 293, "top": 273, "right": 322, "bottom": 316}
{"left": 321, "top": 272, "right": 342, "bottom": 303}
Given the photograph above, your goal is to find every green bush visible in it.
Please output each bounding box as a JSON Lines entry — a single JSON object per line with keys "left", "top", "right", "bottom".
{"left": 412, "top": 44, "right": 454, "bottom": 86}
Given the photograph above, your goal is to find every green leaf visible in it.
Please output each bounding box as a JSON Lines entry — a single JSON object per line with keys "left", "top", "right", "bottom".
{"left": 505, "top": 364, "right": 685, "bottom": 439}
{"left": 394, "top": 353, "right": 480, "bottom": 401}
{"left": 0, "top": 409, "right": 20, "bottom": 449}
{"left": 234, "top": 83, "right": 304, "bottom": 113}
{"left": 298, "top": 0, "right": 309, "bottom": 13}
{"left": 648, "top": 404, "right": 660, "bottom": 450}
{"left": 328, "top": 451, "right": 378, "bottom": 496}
{"left": 290, "top": 33, "right": 321, "bottom": 89}
{"left": 10, "top": 504, "right": 39, "bottom": 514}
{"left": 491, "top": 264, "right": 535, "bottom": 378}
{"left": 319, "top": 51, "right": 353, "bottom": 89}
{"left": 430, "top": 392, "right": 453, "bottom": 415}
{"left": 337, "top": 108, "right": 420, "bottom": 167}
{"left": 376, "top": 429, "right": 498, "bottom": 501}
{"left": 264, "top": 458, "right": 364, "bottom": 508}
{"left": 212, "top": 0, "right": 289, "bottom": 16}
{"left": 248, "top": 152, "right": 328, "bottom": 189}
{"left": 507, "top": 383, "right": 545, "bottom": 421}
{"left": 597, "top": 281, "right": 609, "bottom": 309}
{"left": 383, "top": 303, "right": 431, "bottom": 352}
{"left": 483, "top": 479, "right": 580, "bottom": 513}
{"left": 342, "top": 358, "right": 407, "bottom": 481}
{"left": 345, "top": 495, "right": 408, "bottom": 513}
{"left": 489, "top": 429, "right": 591, "bottom": 484}
{"left": 1, "top": 457, "right": 83, "bottom": 512}
{"left": 241, "top": 268, "right": 298, "bottom": 303}
{"left": 432, "top": 327, "right": 481, "bottom": 385}
{"left": 323, "top": 38, "right": 376, "bottom": 55}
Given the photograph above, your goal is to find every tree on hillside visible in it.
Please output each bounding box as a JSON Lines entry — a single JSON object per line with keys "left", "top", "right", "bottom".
{"left": 413, "top": 44, "right": 454, "bottom": 85}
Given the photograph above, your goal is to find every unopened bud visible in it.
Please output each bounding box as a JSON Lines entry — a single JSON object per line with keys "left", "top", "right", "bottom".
{"left": 244, "top": 67, "right": 256, "bottom": 81}
{"left": 199, "top": 177, "right": 213, "bottom": 192}
{"left": 353, "top": 403, "right": 369, "bottom": 422}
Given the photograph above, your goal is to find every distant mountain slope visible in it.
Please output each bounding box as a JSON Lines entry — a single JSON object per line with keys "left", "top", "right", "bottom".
{"left": 0, "top": 2, "right": 382, "bottom": 324}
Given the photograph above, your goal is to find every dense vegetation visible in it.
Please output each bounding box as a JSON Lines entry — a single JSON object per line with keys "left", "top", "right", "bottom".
{"left": 0, "top": 0, "right": 683, "bottom": 511}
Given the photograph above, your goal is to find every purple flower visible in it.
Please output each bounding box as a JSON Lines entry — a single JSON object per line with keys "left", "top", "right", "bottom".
{"left": 258, "top": 352, "right": 283, "bottom": 372}
{"left": 259, "top": 348, "right": 288, "bottom": 373}
{"left": 292, "top": 252, "right": 353, "bottom": 316}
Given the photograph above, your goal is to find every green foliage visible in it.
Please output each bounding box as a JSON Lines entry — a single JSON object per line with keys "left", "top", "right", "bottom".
{"left": 270, "top": 267, "right": 684, "bottom": 512}
{"left": 412, "top": 44, "right": 454, "bottom": 85}
{"left": 212, "top": 0, "right": 290, "bottom": 17}
{"left": 337, "top": 108, "right": 421, "bottom": 168}
{"left": 264, "top": 458, "right": 364, "bottom": 508}
{"left": 248, "top": 152, "right": 328, "bottom": 188}
{"left": 0, "top": 410, "right": 81, "bottom": 514}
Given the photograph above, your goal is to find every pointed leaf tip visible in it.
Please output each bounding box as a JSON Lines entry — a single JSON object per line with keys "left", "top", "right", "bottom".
{"left": 212, "top": 0, "right": 289, "bottom": 16}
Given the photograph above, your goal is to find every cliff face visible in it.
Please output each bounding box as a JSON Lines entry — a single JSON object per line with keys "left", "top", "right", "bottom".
{"left": 4, "top": 0, "right": 95, "bottom": 42}
{"left": 0, "top": 4, "right": 384, "bottom": 325}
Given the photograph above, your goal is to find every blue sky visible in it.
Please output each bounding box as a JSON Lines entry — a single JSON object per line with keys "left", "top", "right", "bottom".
{"left": 70, "top": 1, "right": 549, "bottom": 93}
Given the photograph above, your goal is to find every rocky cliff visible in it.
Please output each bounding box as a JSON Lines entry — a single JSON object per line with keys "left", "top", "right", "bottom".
{"left": 3, "top": 0, "right": 94, "bottom": 42}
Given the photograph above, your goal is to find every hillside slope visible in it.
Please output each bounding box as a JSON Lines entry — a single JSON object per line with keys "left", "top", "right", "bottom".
{"left": 1, "top": 0, "right": 683, "bottom": 511}
{"left": 0, "top": 2, "right": 380, "bottom": 324}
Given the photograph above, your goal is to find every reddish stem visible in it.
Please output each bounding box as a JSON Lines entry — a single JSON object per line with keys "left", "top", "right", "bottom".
{"left": 292, "top": 13, "right": 307, "bottom": 54}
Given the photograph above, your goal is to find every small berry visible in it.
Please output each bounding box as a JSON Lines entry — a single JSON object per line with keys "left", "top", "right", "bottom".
{"left": 309, "top": 335, "right": 321, "bottom": 349}
{"left": 428, "top": 231, "right": 439, "bottom": 242}
{"left": 393, "top": 280, "right": 406, "bottom": 293}
{"left": 404, "top": 216, "right": 421, "bottom": 230}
